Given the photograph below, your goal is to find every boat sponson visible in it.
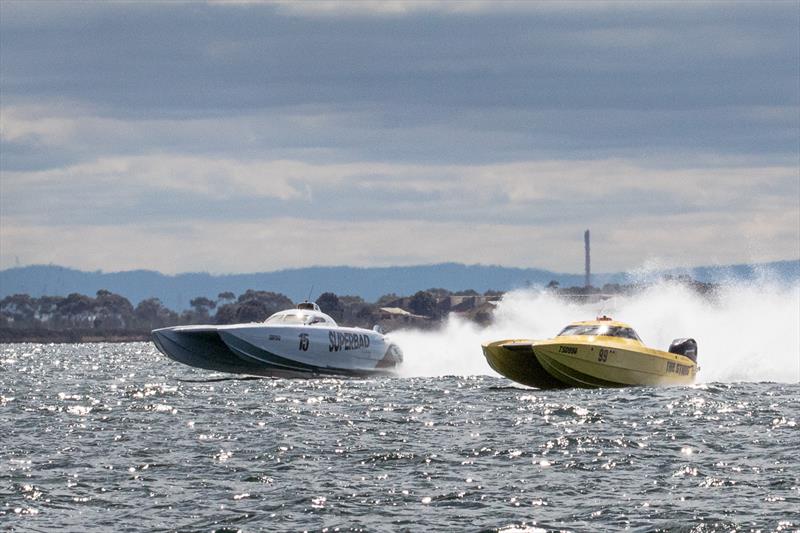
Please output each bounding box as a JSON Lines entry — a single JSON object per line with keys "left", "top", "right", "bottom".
{"left": 482, "top": 341, "right": 569, "bottom": 389}
{"left": 151, "top": 328, "right": 280, "bottom": 376}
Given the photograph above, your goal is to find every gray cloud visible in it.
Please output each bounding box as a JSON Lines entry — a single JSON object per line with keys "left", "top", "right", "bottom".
{"left": 2, "top": 2, "right": 798, "bottom": 166}
{"left": 0, "top": 1, "right": 797, "bottom": 273}
{"left": 3, "top": 3, "right": 796, "bottom": 111}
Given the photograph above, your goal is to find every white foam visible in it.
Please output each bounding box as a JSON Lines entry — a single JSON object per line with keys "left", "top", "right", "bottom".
{"left": 393, "top": 279, "right": 800, "bottom": 383}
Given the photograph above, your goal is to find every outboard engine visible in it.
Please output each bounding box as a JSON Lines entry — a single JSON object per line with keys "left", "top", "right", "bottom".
{"left": 668, "top": 338, "right": 698, "bottom": 362}
{"left": 387, "top": 344, "right": 403, "bottom": 365}
{"left": 377, "top": 343, "right": 403, "bottom": 368}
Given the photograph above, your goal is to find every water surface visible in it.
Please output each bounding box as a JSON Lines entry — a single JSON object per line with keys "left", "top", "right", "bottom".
{"left": 2, "top": 343, "right": 798, "bottom": 531}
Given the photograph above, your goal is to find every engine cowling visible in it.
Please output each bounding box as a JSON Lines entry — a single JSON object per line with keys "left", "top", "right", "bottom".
{"left": 668, "top": 338, "right": 698, "bottom": 362}
{"left": 376, "top": 343, "right": 403, "bottom": 368}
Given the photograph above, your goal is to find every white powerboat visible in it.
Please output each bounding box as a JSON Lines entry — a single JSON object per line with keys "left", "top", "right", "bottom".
{"left": 152, "top": 302, "right": 403, "bottom": 378}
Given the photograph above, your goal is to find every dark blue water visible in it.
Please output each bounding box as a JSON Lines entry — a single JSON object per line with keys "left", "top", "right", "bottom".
{"left": 2, "top": 342, "right": 798, "bottom": 532}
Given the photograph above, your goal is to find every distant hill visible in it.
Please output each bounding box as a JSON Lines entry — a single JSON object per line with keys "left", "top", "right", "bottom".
{"left": 1, "top": 260, "right": 797, "bottom": 311}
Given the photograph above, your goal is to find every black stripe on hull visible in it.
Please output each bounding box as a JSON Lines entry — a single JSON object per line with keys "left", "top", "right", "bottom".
{"left": 218, "top": 331, "right": 393, "bottom": 379}
{"left": 534, "top": 350, "right": 626, "bottom": 389}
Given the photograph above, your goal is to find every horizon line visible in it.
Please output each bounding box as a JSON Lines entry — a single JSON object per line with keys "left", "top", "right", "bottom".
{"left": 2, "top": 258, "right": 799, "bottom": 278}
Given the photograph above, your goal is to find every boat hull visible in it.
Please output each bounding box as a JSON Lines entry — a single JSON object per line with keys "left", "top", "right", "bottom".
{"left": 482, "top": 338, "right": 697, "bottom": 389}
{"left": 152, "top": 323, "right": 402, "bottom": 378}
{"left": 151, "top": 327, "right": 276, "bottom": 376}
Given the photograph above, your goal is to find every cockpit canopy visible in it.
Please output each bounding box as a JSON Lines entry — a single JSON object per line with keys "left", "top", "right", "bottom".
{"left": 263, "top": 310, "right": 337, "bottom": 327}
{"left": 557, "top": 323, "right": 642, "bottom": 341}
{"left": 296, "top": 301, "right": 321, "bottom": 312}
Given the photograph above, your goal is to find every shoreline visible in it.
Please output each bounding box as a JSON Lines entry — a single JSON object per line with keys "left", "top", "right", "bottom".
{"left": 0, "top": 329, "right": 151, "bottom": 344}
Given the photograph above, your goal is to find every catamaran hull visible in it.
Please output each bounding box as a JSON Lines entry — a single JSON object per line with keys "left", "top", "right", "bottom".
{"left": 151, "top": 327, "right": 276, "bottom": 376}
{"left": 482, "top": 340, "right": 697, "bottom": 389}
{"left": 152, "top": 324, "right": 401, "bottom": 378}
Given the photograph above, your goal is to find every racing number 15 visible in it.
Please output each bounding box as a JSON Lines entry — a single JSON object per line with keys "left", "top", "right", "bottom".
{"left": 298, "top": 333, "right": 310, "bottom": 351}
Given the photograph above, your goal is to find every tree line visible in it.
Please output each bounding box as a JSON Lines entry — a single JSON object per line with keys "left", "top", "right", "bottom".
{"left": 0, "top": 287, "right": 503, "bottom": 336}
{"left": 0, "top": 277, "right": 714, "bottom": 342}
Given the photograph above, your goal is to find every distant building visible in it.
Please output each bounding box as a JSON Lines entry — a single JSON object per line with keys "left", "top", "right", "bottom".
{"left": 379, "top": 307, "right": 426, "bottom": 320}
{"left": 378, "top": 306, "right": 430, "bottom": 330}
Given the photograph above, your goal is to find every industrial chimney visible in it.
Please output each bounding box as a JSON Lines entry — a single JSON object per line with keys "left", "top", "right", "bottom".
{"left": 584, "top": 229, "right": 591, "bottom": 288}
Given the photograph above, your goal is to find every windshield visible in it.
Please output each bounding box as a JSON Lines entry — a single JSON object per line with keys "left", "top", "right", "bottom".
{"left": 557, "top": 324, "right": 641, "bottom": 341}
{"left": 264, "top": 313, "right": 330, "bottom": 325}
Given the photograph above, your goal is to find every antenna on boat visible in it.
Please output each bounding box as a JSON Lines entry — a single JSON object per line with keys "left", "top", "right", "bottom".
{"left": 596, "top": 295, "right": 618, "bottom": 321}
{"left": 307, "top": 285, "right": 315, "bottom": 303}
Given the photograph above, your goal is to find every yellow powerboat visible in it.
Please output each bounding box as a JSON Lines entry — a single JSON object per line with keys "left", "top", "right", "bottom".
{"left": 482, "top": 316, "right": 698, "bottom": 389}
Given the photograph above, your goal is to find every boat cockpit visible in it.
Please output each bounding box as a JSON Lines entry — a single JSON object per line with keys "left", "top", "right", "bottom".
{"left": 557, "top": 323, "right": 642, "bottom": 342}
{"left": 264, "top": 305, "right": 338, "bottom": 327}
{"left": 264, "top": 312, "right": 337, "bottom": 326}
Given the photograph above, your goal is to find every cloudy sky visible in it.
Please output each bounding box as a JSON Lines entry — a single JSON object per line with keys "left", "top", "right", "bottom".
{"left": 1, "top": 1, "right": 798, "bottom": 275}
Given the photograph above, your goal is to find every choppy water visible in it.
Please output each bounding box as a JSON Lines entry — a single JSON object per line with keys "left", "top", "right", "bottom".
{"left": 2, "top": 341, "right": 798, "bottom": 532}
